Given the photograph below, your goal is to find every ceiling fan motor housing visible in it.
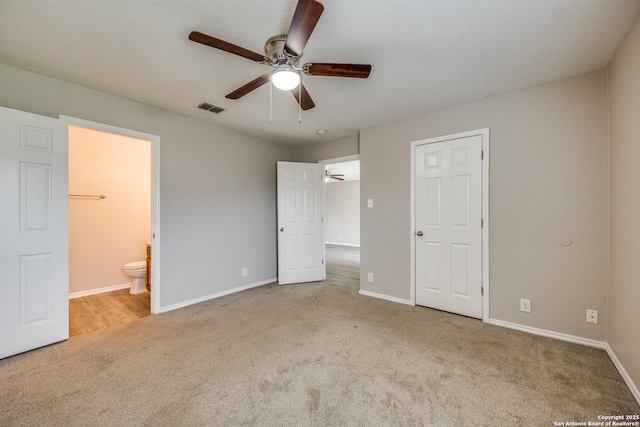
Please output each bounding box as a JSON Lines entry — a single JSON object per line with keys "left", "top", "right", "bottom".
{"left": 265, "top": 35, "right": 300, "bottom": 66}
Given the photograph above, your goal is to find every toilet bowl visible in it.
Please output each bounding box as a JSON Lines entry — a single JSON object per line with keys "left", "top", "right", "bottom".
{"left": 122, "top": 261, "right": 147, "bottom": 295}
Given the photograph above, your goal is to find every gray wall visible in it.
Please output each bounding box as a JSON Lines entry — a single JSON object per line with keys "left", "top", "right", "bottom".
{"left": 325, "top": 180, "right": 360, "bottom": 246}
{"left": 295, "top": 134, "right": 359, "bottom": 162}
{"left": 359, "top": 71, "right": 610, "bottom": 341}
{"left": 609, "top": 15, "right": 640, "bottom": 394}
{"left": 0, "top": 63, "right": 295, "bottom": 310}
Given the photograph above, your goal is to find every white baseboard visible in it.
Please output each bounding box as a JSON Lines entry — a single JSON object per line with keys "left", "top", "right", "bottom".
{"left": 325, "top": 242, "right": 360, "bottom": 247}
{"left": 69, "top": 283, "right": 131, "bottom": 299}
{"left": 488, "top": 318, "right": 608, "bottom": 349}
{"left": 358, "top": 289, "right": 413, "bottom": 306}
{"left": 157, "top": 278, "right": 277, "bottom": 314}
{"left": 489, "top": 318, "right": 640, "bottom": 406}
{"left": 604, "top": 344, "right": 640, "bottom": 405}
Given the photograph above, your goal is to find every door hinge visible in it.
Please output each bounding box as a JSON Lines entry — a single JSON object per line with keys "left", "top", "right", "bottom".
{"left": 481, "top": 218, "right": 484, "bottom": 228}
{"left": 481, "top": 150, "right": 484, "bottom": 160}
{"left": 322, "top": 258, "right": 324, "bottom": 264}
{"left": 481, "top": 286, "right": 484, "bottom": 296}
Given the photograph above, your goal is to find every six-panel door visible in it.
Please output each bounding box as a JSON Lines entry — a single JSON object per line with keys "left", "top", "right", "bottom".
{"left": 0, "top": 106, "right": 69, "bottom": 359}
{"left": 415, "top": 135, "right": 483, "bottom": 319}
{"left": 277, "top": 161, "right": 324, "bottom": 285}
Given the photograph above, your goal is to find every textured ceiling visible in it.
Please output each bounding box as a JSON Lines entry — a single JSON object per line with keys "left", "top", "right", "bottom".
{"left": 1, "top": 0, "right": 638, "bottom": 147}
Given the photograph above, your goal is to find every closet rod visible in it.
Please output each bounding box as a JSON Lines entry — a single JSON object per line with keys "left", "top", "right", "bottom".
{"left": 68, "top": 194, "right": 106, "bottom": 199}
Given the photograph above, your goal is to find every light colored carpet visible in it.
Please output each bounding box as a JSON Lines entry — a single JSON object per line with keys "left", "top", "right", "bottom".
{"left": 1, "top": 282, "right": 637, "bottom": 426}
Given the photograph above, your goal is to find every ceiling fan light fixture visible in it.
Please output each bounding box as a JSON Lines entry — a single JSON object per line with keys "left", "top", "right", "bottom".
{"left": 271, "top": 66, "right": 301, "bottom": 91}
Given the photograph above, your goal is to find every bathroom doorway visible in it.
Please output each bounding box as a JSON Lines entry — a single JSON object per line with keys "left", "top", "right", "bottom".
{"left": 63, "top": 117, "right": 160, "bottom": 336}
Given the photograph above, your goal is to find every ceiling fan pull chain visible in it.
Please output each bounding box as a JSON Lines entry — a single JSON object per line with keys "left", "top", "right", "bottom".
{"left": 298, "top": 83, "right": 302, "bottom": 123}
{"left": 269, "top": 78, "right": 273, "bottom": 124}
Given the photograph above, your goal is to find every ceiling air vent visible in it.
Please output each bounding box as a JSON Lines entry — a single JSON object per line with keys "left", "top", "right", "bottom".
{"left": 198, "top": 102, "right": 225, "bottom": 113}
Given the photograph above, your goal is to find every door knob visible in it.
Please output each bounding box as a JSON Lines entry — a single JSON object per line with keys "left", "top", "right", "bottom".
{"left": 280, "top": 227, "right": 284, "bottom": 232}
{"left": 416, "top": 231, "right": 423, "bottom": 237}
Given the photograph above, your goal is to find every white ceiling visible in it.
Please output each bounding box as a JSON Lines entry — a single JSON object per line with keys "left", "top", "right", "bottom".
{"left": 1, "top": 1, "right": 638, "bottom": 147}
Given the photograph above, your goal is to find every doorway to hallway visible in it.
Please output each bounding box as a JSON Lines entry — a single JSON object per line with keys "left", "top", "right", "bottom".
{"left": 325, "top": 244, "right": 360, "bottom": 288}
{"left": 323, "top": 157, "right": 360, "bottom": 288}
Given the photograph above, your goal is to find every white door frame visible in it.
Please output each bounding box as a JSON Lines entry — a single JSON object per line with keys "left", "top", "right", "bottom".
{"left": 410, "top": 128, "right": 490, "bottom": 322}
{"left": 319, "top": 154, "right": 361, "bottom": 276}
{"left": 60, "top": 116, "right": 161, "bottom": 314}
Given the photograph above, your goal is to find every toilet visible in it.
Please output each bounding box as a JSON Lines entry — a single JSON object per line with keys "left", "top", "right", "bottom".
{"left": 122, "top": 261, "right": 147, "bottom": 294}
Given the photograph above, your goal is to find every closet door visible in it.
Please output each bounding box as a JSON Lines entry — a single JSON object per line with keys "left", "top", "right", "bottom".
{"left": 415, "top": 134, "right": 483, "bottom": 319}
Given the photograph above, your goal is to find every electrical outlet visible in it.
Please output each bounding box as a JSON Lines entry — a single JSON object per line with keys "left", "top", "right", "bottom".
{"left": 367, "top": 273, "right": 374, "bottom": 282}
{"left": 586, "top": 309, "right": 598, "bottom": 324}
{"left": 242, "top": 268, "right": 248, "bottom": 277}
{"left": 520, "top": 298, "right": 531, "bottom": 313}
{"left": 367, "top": 199, "right": 373, "bottom": 208}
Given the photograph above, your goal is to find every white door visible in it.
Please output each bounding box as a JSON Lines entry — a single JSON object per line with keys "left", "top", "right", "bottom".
{"left": 415, "top": 135, "right": 482, "bottom": 318}
{"left": 277, "top": 161, "right": 324, "bottom": 285}
{"left": 0, "top": 106, "right": 69, "bottom": 359}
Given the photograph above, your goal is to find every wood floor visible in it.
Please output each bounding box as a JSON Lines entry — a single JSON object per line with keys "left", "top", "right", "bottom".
{"left": 325, "top": 244, "right": 360, "bottom": 288}
{"left": 69, "top": 288, "right": 150, "bottom": 337}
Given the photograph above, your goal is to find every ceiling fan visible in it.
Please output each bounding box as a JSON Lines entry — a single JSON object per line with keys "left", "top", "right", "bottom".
{"left": 189, "top": 0, "right": 371, "bottom": 111}
{"left": 325, "top": 170, "right": 345, "bottom": 181}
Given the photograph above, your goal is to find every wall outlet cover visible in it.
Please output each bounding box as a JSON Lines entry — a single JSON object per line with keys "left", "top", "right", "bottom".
{"left": 520, "top": 298, "right": 531, "bottom": 313}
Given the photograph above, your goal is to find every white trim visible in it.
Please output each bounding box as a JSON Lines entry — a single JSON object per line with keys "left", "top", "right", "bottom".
{"left": 481, "top": 130, "right": 490, "bottom": 322}
{"left": 325, "top": 242, "right": 360, "bottom": 247}
{"left": 410, "top": 128, "right": 490, "bottom": 321}
{"left": 358, "top": 289, "right": 413, "bottom": 306}
{"left": 59, "top": 115, "right": 161, "bottom": 315}
{"left": 410, "top": 142, "right": 416, "bottom": 306}
{"left": 319, "top": 155, "right": 360, "bottom": 282}
{"left": 157, "top": 278, "right": 277, "bottom": 314}
{"left": 605, "top": 344, "right": 640, "bottom": 405}
{"left": 69, "top": 283, "right": 131, "bottom": 299}
{"left": 488, "top": 319, "right": 607, "bottom": 349}
{"left": 489, "top": 318, "right": 640, "bottom": 405}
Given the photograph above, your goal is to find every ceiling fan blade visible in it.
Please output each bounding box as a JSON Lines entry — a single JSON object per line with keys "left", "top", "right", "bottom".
{"left": 291, "top": 83, "right": 316, "bottom": 110}
{"left": 304, "top": 63, "right": 371, "bottom": 78}
{"left": 189, "top": 31, "right": 268, "bottom": 63}
{"left": 331, "top": 176, "right": 345, "bottom": 181}
{"left": 225, "top": 75, "right": 270, "bottom": 99}
{"left": 331, "top": 174, "right": 345, "bottom": 178}
{"left": 284, "top": 0, "right": 324, "bottom": 56}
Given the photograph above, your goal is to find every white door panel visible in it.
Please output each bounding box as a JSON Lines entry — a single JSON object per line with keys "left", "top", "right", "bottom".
{"left": 0, "top": 106, "right": 68, "bottom": 359}
{"left": 277, "top": 161, "right": 324, "bottom": 285}
{"left": 415, "top": 135, "right": 482, "bottom": 318}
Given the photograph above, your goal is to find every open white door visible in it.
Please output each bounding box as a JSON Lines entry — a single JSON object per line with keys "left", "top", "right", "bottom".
{"left": 0, "top": 106, "right": 69, "bottom": 359}
{"left": 277, "top": 161, "right": 324, "bottom": 285}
